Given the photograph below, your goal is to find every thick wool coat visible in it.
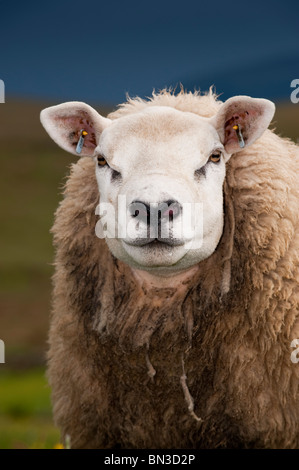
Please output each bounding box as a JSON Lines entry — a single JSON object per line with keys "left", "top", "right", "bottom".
{"left": 48, "top": 91, "right": 299, "bottom": 448}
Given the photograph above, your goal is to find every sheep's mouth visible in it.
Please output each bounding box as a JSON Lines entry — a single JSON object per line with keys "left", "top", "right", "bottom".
{"left": 121, "top": 237, "right": 188, "bottom": 268}
{"left": 124, "top": 238, "right": 184, "bottom": 248}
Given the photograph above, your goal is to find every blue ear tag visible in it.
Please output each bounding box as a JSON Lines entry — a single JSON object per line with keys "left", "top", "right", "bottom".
{"left": 76, "top": 129, "right": 88, "bottom": 154}
{"left": 233, "top": 125, "right": 245, "bottom": 148}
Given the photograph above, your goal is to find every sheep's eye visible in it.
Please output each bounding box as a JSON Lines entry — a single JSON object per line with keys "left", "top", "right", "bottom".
{"left": 208, "top": 153, "right": 221, "bottom": 163}
{"left": 97, "top": 155, "right": 108, "bottom": 167}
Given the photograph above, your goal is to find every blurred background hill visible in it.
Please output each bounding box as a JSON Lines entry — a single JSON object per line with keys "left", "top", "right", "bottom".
{"left": 0, "top": 0, "right": 298, "bottom": 449}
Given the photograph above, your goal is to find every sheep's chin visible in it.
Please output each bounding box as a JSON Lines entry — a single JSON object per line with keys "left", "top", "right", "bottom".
{"left": 131, "top": 264, "right": 199, "bottom": 289}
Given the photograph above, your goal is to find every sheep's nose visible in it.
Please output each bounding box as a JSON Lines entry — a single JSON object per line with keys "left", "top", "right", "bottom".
{"left": 129, "top": 200, "right": 182, "bottom": 226}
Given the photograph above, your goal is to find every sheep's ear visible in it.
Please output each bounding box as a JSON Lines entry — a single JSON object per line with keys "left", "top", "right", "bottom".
{"left": 210, "top": 96, "right": 275, "bottom": 154}
{"left": 40, "top": 101, "right": 111, "bottom": 156}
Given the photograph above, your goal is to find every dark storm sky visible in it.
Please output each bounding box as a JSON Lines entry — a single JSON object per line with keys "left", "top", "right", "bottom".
{"left": 1, "top": 0, "right": 299, "bottom": 104}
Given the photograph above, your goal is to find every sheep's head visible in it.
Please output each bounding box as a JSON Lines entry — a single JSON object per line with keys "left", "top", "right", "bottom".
{"left": 41, "top": 95, "right": 275, "bottom": 278}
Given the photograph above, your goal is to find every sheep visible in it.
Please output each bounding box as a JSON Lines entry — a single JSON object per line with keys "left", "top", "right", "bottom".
{"left": 40, "top": 88, "right": 299, "bottom": 449}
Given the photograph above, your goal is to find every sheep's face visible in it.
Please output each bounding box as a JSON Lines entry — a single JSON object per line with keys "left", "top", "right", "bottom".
{"left": 41, "top": 95, "right": 275, "bottom": 277}
{"left": 95, "top": 107, "right": 227, "bottom": 274}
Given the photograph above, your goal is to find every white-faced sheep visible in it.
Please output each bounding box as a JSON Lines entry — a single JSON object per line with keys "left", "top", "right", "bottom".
{"left": 40, "top": 89, "right": 299, "bottom": 449}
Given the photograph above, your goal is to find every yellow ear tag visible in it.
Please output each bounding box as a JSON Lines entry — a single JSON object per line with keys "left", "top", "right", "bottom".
{"left": 76, "top": 129, "right": 88, "bottom": 154}
{"left": 233, "top": 124, "right": 245, "bottom": 149}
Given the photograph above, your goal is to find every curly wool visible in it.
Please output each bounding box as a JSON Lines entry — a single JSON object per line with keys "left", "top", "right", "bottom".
{"left": 48, "top": 89, "right": 299, "bottom": 449}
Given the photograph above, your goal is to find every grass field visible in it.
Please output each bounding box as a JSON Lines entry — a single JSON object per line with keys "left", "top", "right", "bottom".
{"left": 0, "top": 97, "right": 298, "bottom": 449}
{"left": 0, "top": 368, "right": 60, "bottom": 449}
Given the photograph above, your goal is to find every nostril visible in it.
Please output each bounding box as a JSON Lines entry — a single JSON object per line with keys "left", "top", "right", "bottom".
{"left": 129, "top": 201, "right": 150, "bottom": 220}
{"left": 160, "top": 200, "right": 182, "bottom": 221}
{"left": 132, "top": 208, "right": 149, "bottom": 218}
